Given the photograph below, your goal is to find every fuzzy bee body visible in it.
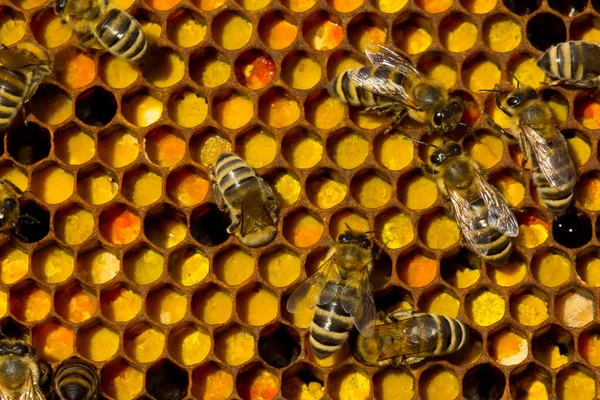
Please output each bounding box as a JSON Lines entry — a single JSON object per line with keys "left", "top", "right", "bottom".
{"left": 537, "top": 41, "right": 600, "bottom": 89}
{"left": 0, "top": 339, "right": 49, "bottom": 399}
{"left": 0, "top": 179, "right": 39, "bottom": 241}
{"left": 329, "top": 65, "right": 406, "bottom": 108}
{"left": 353, "top": 310, "right": 470, "bottom": 366}
{"left": 211, "top": 152, "right": 278, "bottom": 247}
{"left": 54, "top": 358, "right": 99, "bottom": 400}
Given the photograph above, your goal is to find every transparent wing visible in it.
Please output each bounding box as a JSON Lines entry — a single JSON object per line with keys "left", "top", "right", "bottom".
{"left": 520, "top": 121, "right": 577, "bottom": 188}
{"left": 447, "top": 187, "right": 491, "bottom": 257}
{"left": 240, "top": 187, "right": 274, "bottom": 237}
{"left": 15, "top": 376, "right": 43, "bottom": 400}
{"left": 475, "top": 170, "right": 519, "bottom": 238}
{"left": 341, "top": 267, "right": 376, "bottom": 337}
{"left": 0, "top": 47, "right": 42, "bottom": 69}
{"left": 364, "top": 43, "right": 422, "bottom": 77}
{"left": 376, "top": 317, "right": 438, "bottom": 360}
{"left": 346, "top": 66, "right": 420, "bottom": 110}
{"left": 286, "top": 255, "right": 341, "bottom": 313}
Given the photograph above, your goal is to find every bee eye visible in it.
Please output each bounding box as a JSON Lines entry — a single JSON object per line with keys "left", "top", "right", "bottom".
{"left": 507, "top": 97, "right": 520, "bottom": 107}
{"left": 359, "top": 239, "right": 370, "bottom": 248}
{"left": 430, "top": 153, "right": 443, "bottom": 165}
{"left": 338, "top": 234, "right": 349, "bottom": 243}
{"left": 433, "top": 111, "right": 444, "bottom": 126}
{"left": 13, "top": 344, "right": 28, "bottom": 356}
{"left": 0, "top": 344, "right": 8, "bottom": 354}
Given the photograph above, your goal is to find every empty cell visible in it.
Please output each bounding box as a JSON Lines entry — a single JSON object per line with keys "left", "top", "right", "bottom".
{"left": 191, "top": 48, "right": 232, "bottom": 88}
{"left": 32, "top": 245, "right": 74, "bottom": 284}
{"left": 328, "top": 0, "right": 362, "bottom": 13}
{"left": 283, "top": 209, "right": 324, "bottom": 248}
{"left": 214, "top": 247, "right": 254, "bottom": 286}
{"left": 237, "top": 128, "right": 277, "bottom": 169}
{"left": 215, "top": 325, "right": 255, "bottom": 366}
{"left": 30, "top": 85, "right": 72, "bottom": 126}
{"left": 54, "top": 126, "right": 95, "bottom": 166}
{"left": 555, "top": 291, "right": 594, "bottom": 328}
{"left": 419, "top": 367, "right": 459, "bottom": 400}
{"left": 259, "top": 12, "right": 297, "bottom": 50}
{"left": 554, "top": 210, "right": 592, "bottom": 249}
{"left": 374, "top": 133, "right": 414, "bottom": 171}
{"left": 375, "top": 210, "right": 413, "bottom": 249}
{"left": 31, "top": 165, "right": 73, "bottom": 204}
{"left": 373, "top": 368, "right": 414, "bottom": 400}
{"left": 77, "top": 324, "right": 119, "bottom": 362}
{"left": 10, "top": 284, "right": 51, "bottom": 322}
{"left": 419, "top": 212, "right": 460, "bottom": 250}
{"left": 527, "top": 13, "right": 566, "bottom": 51}
{"left": 190, "top": 129, "right": 232, "bottom": 167}
{"left": 121, "top": 92, "right": 163, "bottom": 128}
{"left": 259, "top": 90, "right": 300, "bottom": 128}
{"left": 99, "top": 54, "right": 139, "bottom": 89}
{"left": 330, "top": 209, "right": 369, "bottom": 240}
{"left": 419, "top": 289, "right": 460, "bottom": 318}
{"left": 556, "top": 366, "right": 597, "bottom": 400}
{"left": 577, "top": 251, "right": 600, "bottom": 287}
{"left": 418, "top": 53, "right": 458, "bottom": 89}
{"left": 398, "top": 252, "right": 437, "bottom": 288}
{"left": 466, "top": 289, "right": 505, "bottom": 326}
{"left": 238, "top": 367, "right": 279, "bottom": 400}
{"left": 124, "top": 324, "right": 165, "bottom": 363}
{"left": 237, "top": 286, "right": 278, "bottom": 326}
{"left": 483, "top": 15, "right": 522, "bottom": 53}
{"left": 214, "top": 92, "right": 254, "bottom": 129}
{"left": 565, "top": 130, "right": 591, "bottom": 167}
{"left": 532, "top": 251, "right": 571, "bottom": 288}
{"left": 32, "top": 322, "right": 74, "bottom": 363}
{"left": 77, "top": 248, "right": 119, "bottom": 285}
{"left": 122, "top": 168, "right": 162, "bottom": 207}
{"left": 515, "top": 213, "right": 549, "bottom": 249}
{"left": 304, "top": 13, "right": 343, "bottom": 51}
{"left": 17, "top": 202, "right": 49, "bottom": 243}
{"left": 351, "top": 171, "right": 392, "bottom": 209}
{"left": 489, "top": 329, "right": 528, "bottom": 366}
{"left": 463, "top": 364, "right": 505, "bottom": 400}
{"left": 31, "top": 9, "right": 70, "bottom": 48}
{"left": 54, "top": 205, "right": 94, "bottom": 245}
{"left": 393, "top": 14, "right": 433, "bottom": 55}
{"left": 192, "top": 363, "right": 234, "bottom": 400}
{"left": 508, "top": 54, "right": 546, "bottom": 89}
{"left": 147, "top": 287, "right": 187, "bottom": 325}
{"left": 192, "top": 286, "right": 233, "bottom": 324}
{"left": 282, "top": 52, "right": 322, "bottom": 91}
{"left": 101, "top": 361, "right": 144, "bottom": 400}
{"left": 487, "top": 255, "right": 526, "bottom": 287}
{"left": 461, "top": 0, "right": 496, "bottom": 13}
{"left": 0, "top": 245, "right": 28, "bottom": 284}
{"left": 328, "top": 368, "right": 370, "bottom": 400}
{"left": 490, "top": 172, "right": 525, "bottom": 207}
{"left": 213, "top": 11, "right": 253, "bottom": 50}
{"left": 235, "top": 51, "right": 276, "bottom": 90}
{"left": 167, "top": 9, "right": 206, "bottom": 48}
{"left": 466, "top": 133, "right": 504, "bottom": 169}
{"left": 533, "top": 326, "right": 573, "bottom": 368}
{"left": 305, "top": 93, "right": 344, "bottom": 130}
{"left": 268, "top": 170, "right": 301, "bottom": 207}
{"left": 101, "top": 286, "right": 142, "bottom": 322}
{"left": 169, "top": 90, "right": 208, "bottom": 128}
{"left": 348, "top": 14, "right": 387, "bottom": 52}
{"left": 281, "top": 0, "right": 316, "bottom": 12}
{"left": 55, "top": 285, "right": 97, "bottom": 323}
{"left": 511, "top": 292, "right": 549, "bottom": 326}
{"left": 282, "top": 130, "right": 323, "bottom": 169}
{"left": 307, "top": 174, "right": 347, "bottom": 210}
{"left": 463, "top": 56, "right": 501, "bottom": 92}
{"left": 123, "top": 246, "right": 163, "bottom": 285}
{"left": 259, "top": 248, "right": 301, "bottom": 287}
{"left": 440, "top": 14, "right": 478, "bottom": 53}
{"left": 76, "top": 87, "right": 117, "bottom": 127}
{"left": 168, "top": 247, "right": 209, "bottom": 287}
{"left": 98, "top": 127, "right": 140, "bottom": 169}
{"left": 399, "top": 174, "right": 438, "bottom": 210}
{"left": 77, "top": 169, "right": 118, "bottom": 205}
{"left": 167, "top": 169, "right": 209, "bottom": 208}
{"left": 169, "top": 325, "right": 211, "bottom": 366}
{"left": 190, "top": 204, "right": 230, "bottom": 246}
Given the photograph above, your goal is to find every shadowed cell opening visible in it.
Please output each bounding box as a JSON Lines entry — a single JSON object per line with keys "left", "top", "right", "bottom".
{"left": 258, "top": 323, "right": 301, "bottom": 368}
{"left": 553, "top": 209, "right": 592, "bottom": 248}
{"left": 190, "top": 203, "right": 230, "bottom": 246}
{"left": 463, "top": 364, "right": 505, "bottom": 400}
{"left": 76, "top": 87, "right": 117, "bottom": 127}
{"left": 526, "top": 13, "right": 566, "bottom": 51}
{"left": 16, "top": 201, "right": 50, "bottom": 243}
{"left": 7, "top": 123, "right": 50, "bottom": 165}
{"left": 503, "top": 0, "right": 540, "bottom": 15}
{"left": 146, "top": 360, "right": 189, "bottom": 400}
{"left": 548, "top": 0, "right": 586, "bottom": 16}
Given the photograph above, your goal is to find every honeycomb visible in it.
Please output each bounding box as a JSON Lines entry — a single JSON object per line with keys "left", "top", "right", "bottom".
{"left": 1, "top": 0, "right": 600, "bottom": 398}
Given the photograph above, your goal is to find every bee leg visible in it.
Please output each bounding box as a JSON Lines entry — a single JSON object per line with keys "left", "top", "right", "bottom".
{"left": 226, "top": 219, "right": 240, "bottom": 234}
{"left": 77, "top": 34, "right": 95, "bottom": 49}
{"left": 0, "top": 179, "right": 24, "bottom": 196}
{"left": 19, "top": 214, "right": 40, "bottom": 225}
{"left": 383, "top": 109, "right": 407, "bottom": 134}
{"left": 401, "top": 356, "right": 425, "bottom": 365}
{"left": 422, "top": 164, "right": 438, "bottom": 176}
{"left": 387, "top": 309, "right": 415, "bottom": 322}
{"left": 495, "top": 93, "right": 513, "bottom": 117}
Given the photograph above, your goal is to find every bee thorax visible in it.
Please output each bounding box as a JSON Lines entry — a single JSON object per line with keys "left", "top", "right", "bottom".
{"left": 1, "top": 358, "right": 29, "bottom": 389}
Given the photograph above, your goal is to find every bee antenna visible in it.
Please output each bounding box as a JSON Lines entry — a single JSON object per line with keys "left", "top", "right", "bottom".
{"left": 513, "top": 74, "right": 521, "bottom": 88}
{"left": 479, "top": 88, "right": 508, "bottom": 94}
{"left": 403, "top": 137, "right": 438, "bottom": 148}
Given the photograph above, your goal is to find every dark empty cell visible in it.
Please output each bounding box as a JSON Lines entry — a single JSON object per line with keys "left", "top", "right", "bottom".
{"left": 503, "top": 0, "right": 540, "bottom": 15}
{"left": 75, "top": 87, "right": 117, "bottom": 127}
{"left": 258, "top": 324, "right": 300, "bottom": 368}
{"left": 553, "top": 210, "right": 592, "bottom": 248}
{"left": 463, "top": 364, "right": 505, "bottom": 400}
{"left": 146, "top": 361, "right": 188, "bottom": 400}
{"left": 0, "top": 317, "right": 28, "bottom": 340}
{"left": 594, "top": 0, "right": 600, "bottom": 13}
{"left": 190, "top": 203, "right": 230, "bottom": 246}
{"left": 7, "top": 123, "right": 50, "bottom": 165}
{"left": 374, "top": 286, "right": 413, "bottom": 312}
{"left": 548, "top": 0, "right": 586, "bottom": 16}
{"left": 15, "top": 202, "right": 50, "bottom": 243}
{"left": 527, "top": 14, "right": 566, "bottom": 51}
{"left": 370, "top": 251, "right": 391, "bottom": 290}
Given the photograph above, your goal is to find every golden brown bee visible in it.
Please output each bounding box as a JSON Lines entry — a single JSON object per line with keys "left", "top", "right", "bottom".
{"left": 211, "top": 152, "right": 278, "bottom": 248}
{"left": 353, "top": 309, "right": 470, "bottom": 366}
{"left": 54, "top": 358, "right": 99, "bottom": 400}
{"left": 538, "top": 41, "right": 600, "bottom": 89}
{"left": 328, "top": 43, "right": 464, "bottom": 134}
{"left": 0, "top": 179, "right": 39, "bottom": 241}
{"left": 55, "top": 0, "right": 148, "bottom": 62}
{"left": 287, "top": 228, "right": 376, "bottom": 359}
{"left": 485, "top": 87, "right": 577, "bottom": 216}
{"left": 424, "top": 140, "right": 519, "bottom": 266}
{"left": 0, "top": 44, "right": 51, "bottom": 130}
{"left": 0, "top": 338, "right": 49, "bottom": 399}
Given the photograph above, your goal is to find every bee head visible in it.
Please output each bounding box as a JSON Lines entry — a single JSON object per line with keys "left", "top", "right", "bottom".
{"left": 430, "top": 141, "right": 462, "bottom": 166}
{"left": 506, "top": 87, "right": 537, "bottom": 109}
{"left": 338, "top": 230, "right": 371, "bottom": 249}
{"left": 432, "top": 100, "right": 464, "bottom": 132}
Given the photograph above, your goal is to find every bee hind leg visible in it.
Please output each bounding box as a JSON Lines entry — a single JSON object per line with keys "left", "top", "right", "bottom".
{"left": 387, "top": 309, "right": 415, "bottom": 322}
{"left": 383, "top": 109, "right": 407, "bottom": 135}
{"left": 77, "top": 34, "right": 95, "bottom": 49}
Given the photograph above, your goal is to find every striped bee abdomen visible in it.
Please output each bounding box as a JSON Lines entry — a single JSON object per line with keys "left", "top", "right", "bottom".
{"left": 95, "top": 8, "right": 148, "bottom": 62}
{"left": 328, "top": 65, "right": 403, "bottom": 108}
{"left": 531, "top": 164, "right": 574, "bottom": 215}
{"left": 0, "top": 66, "right": 27, "bottom": 129}
{"left": 55, "top": 359, "right": 99, "bottom": 400}
{"left": 468, "top": 199, "right": 513, "bottom": 266}
{"left": 425, "top": 314, "right": 469, "bottom": 356}
{"left": 537, "top": 41, "right": 600, "bottom": 83}
{"left": 214, "top": 152, "right": 259, "bottom": 204}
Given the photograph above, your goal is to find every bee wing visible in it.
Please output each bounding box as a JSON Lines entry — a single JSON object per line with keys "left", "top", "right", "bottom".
{"left": 376, "top": 318, "right": 438, "bottom": 360}
{"left": 286, "top": 255, "right": 341, "bottom": 313}
{"left": 15, "top": 375, "right": 44, "bottom": 400}
{"left": 364, "top": 43, "right": 422, "bottom": 77}
{"left": 520, "top": 121, "right": 577, "bottom": 188}
{"left": 0, "top": 47, "right": 42, "bottom": 69}
{"left": 447, "top": 187, "right": 491, "bottom": 257}
{"left": 240, "top": 186, "right": 275, "bottom": 237}
{"left": 341, "top": 268, "right": 376, "bottom": 337}
{"left": 474, "top": 170, "right": 519, "bottom": 238}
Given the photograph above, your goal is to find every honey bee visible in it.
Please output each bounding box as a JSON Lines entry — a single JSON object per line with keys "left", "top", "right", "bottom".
{"left": 55, "top": 0, "right": 148, "bottom": 62}
{"left": 0, "top": 44, "right": 51, "bottom": 130}
{"left": 485, "top": 86, "right": 577, "bottom": 216}
{"left": 537, "top": 41, "right": 600, "bottom": 89}
{"left": 54, "top": 358, "right": 99, "bottom": 400}
{"left": 328, "top": 43, "right": 464, "bottom": 134}
{"left": 0, "top": 179, "right": 40, "bottom": 241}
{"left": 423, "top": 140, "right": 519, "bottom": 265}
{"left": 210, "top": 152, "right": 278, "bottom": 248}
{"left": 352, "top": 309, "right": 470, "bottom": 366}
{"left": 286, "top": 228, "right": 376, "bottom": 359}
{"left": 0, "top": 338, "right": 50, "bottom": 399}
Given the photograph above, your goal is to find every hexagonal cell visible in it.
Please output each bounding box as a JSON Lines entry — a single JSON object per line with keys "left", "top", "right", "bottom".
{"left": 190, "top": 47, "right": 232, "bottom": 88}
{"left": 527, "top": 13, "right": 567, "bottom": 51}
{"left": 99, "top": 204, "right": 141, "bottom": 245}
{"left": 141, "top": 130, "right": 183, "bottom": 170}
{"left": 258, "top": 247, "right": 301, "bottom": 288}
{"left": 212, "top": 11, "right": 252, "bottom": 50}
{"left": 418, "top": 210, "right": 460, "bottom": 251}
{"left": 373, "top": 133, "right": 414, "bottom": 173}
{"left": 238, "top": 364, "right": 280, "bottom": 400}
{"left": 438, "top": 13, "right": 477, "bottom": 54}
{"left": 123, "top": 245, "right": 164, "bottom": 285}
{"left": 553, "top": 209, "right": 593, "bottom": 249}
{"left": 530, "top": 250, "right": 572, "bottom": 289}
{"left": 305, "top": 91, "right": 344, "bottom": 131}
{"left": 576, "top": 172, "right": 600, "bottom": 211}
{"left": 77, "top": 166, "right": 118, "bottom": 206}
{"left": 259, "top": 88, "right": 300, "bottom": 129}
{"left": 329, "top": 209, "right": 369, "bottom": 241}
{"left": 282, "top": 129, "right": 323, "bottom": 170}
{"left": 141, "top": 48, "right": 185, "bottom": 88}
{"left": 54, "top": 49, "right": 95, "bottom": 90}
{"left": 168, "top": 323, "right": 211, "bottom": 366}
{"left": 0, "top": 163, "right": 27, "bottom": 193}
{"left": 30, "top": 8, "right": 71, "bottom": 48}
{"left": 166, "top": 168, "right": 209, "bottom": 209}
{"left": 510, "top": 288, "right": 549, "bottom": 327}
{"left": 167, "top": 8, "right": 206, "bottom": 47}
{"left": 147, "top": 285, "right": 187, "bottom": 325}
{"left": 306, "top": 169, "right": 346, "bottom": 210}
{"left": 488, "top": 326, "right": 528, "bottom": 366}
{"left": 510, "top": 363, "right": 552, "bottom": 400}
{"left": 235, "top": 49, "right": 276, "bottom": 90}
{"left": 168, "top": 246, "right": 209, "bottom": 287}
{"left": 74, "top": 86, "right": 117, "bottom": 127}
{"left": 122, "top": 167, "right": 162, "bottom": 208}
{"left": 506, "top": 53, "right": 546, "bottom": 89}
{"left": 121, "top": 89, "right": 163, "bottom": 128}
{"left": 215, "top": 324, "right": 255, "bottom": 366}
{"left": 576, "top": 248, "right": 600, "bottom": 287}
{"left": 31, "top": 163, "right": 73, "bottom": 205}
{"left": 348, "top": 13, "right": 387, "bottom": 52}
{"left": 55, "top": 283, "right": 97, "bottom": 324}
{"left": 189, "top": 128, "right": 232, "bottom": 168}
{"left": 418, "top": 366, "right": 459, "bottom": 400}
{"left": 482, "top": 14, "right": 522, "bottom": 54}
{"left": 419, "top": 287, "right": 461, "bottom": 318}
{"left": 563, "top": 129, "right": 591, "bottom": 168}
{"left": 101, "top": 359, "right": 144, "bottom": 400}
{"left": 144, "top": 0, "right": 180, "bottom": 11}
{"left": 326, "top": 49, "right": 364, "bottom": 82}
{"left": 54, "top": 125, "right": 95, "bottom": 166}
{"left": 192, "top": 362, "right": 235, "bottom": 399}
{"left": 489, "top": 169, "right": 525, "bottom": 208}
{"left": 32, "top": 244, "right": 74, "bottom": 284}
{"left": 31, "top": 320, "right": 74, "bottom": 364}
{"left": 556, "top": 364, "right": 597, "bottom": 400}
{"left": 532, "top": 324, "right": 574, "bottom": 369}
{"left": 124, "top": 322, "right": 165, "bottom": 364}
{"left": 97, "top": 126, "right": 140, "bottom": 169}
{"left": 571, "top": 14, "right": 600, "bottom": 44}
{"left": 463, "top": 364, "right": 505, "bottom": 400}
{"left": 488, "top": 253, "right": 527, "bottom": 287}
{"left": 0, "top": 243, "right": 28, "bottom": 284}
{"left": 133, "top": 9, "right": 163, "bottom": 42}
{"left": 77, "top": 322, "right": 120, "bottom": 362}
{"left": 465, "top": 288, "right": 505, "bottom": 327}
{"left": 16, "top": 201, "right": 50, "bottom": 243}
{"left": 213, "top": 90, "right": 254, "bottom": 130}
{"left": 282, "top": 363, "right": 325, "bottom": 400}
{"left": 168, "top": 89, "right": 208, "bottom": 128}
{"left": 10, "top": 281, "right": 52, "bottom": 322}
{"left": 464, "top": 132, "right": 504, "bottom": 170}
{"left": 515, "top": 210, "right": 549, "bottom": 249}
{"left": 101, "top": 284, "right": 142, "bottom": 323}
{"left": 190, "top": 203, "right": 230, "bottom": 247}
{"left": 283, "top": 208, "right": 324, "bottom": 248}
{"left": 236, "top": 127, "right": 277, "bottom": 169}
{"left": 192, "top": 284, "right": 233, "bottom": 325}
{"left": 392, "top": 13, "right": 433, "bottom": 56}
{"left": 302, "top": 11, "right": 342, "bottom": 52}
{"left": 99, "top": 53, "right": 140, "bottom": 89}
{"left": 8, "top": 123, "right": 51, "bottom": 165}
{"left": 77, "top": 246, "right": 119, "bottom": 285}
{"left": 555, "top": 288, "right": 595, "bottom": 328}
{"left": 258, "top": 323, "right": 300, "bottom": 369}
{"left": 441, "top": 250, "right": 481, "bottom": 289}
{"left": 281, "top": 51, "right": 322, "bottom": 91}
{"left": 264, "top": 169, "right": 301, "bottom": 207}
{"left": 0, "top": 7, "right": 25, "bottom": 45}
{"left": 214, "top": 246, "right": 254, "bottom": 286}
{"left": 327, "top": 129, "right": 368, "bottom": 170}
{"left": 30, "top": 84, "right": 73, "bottom": 126}
{"left": 398, "top": 250, "right": 438, "bottom": 289}
{"left": 462, "top": 53, "right": 501, "bottom": 92}
{"left": 350, "top": 170, "right": 392, "bottom": 209}
{"left": 372, "top": 367, "right": 415, "bottom": 400}
{"left": 374, "top": 208, "right": 413, "bottom": 250}
{"left": 237, "top": 284, "right": 279, "bottom": 326}
{"left": 258, "top": 10, "right": 297, "bottom": 51}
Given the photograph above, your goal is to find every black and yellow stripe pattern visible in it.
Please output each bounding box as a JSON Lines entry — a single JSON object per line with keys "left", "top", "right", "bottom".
{"left": 214, "top": 152, "right": 258, "bottom": 210}
{"left": 94, "top": 8, "right": 148, "bottom": 62}
{"left": 469, "top": 198, "right": 514, "bottom": 266}
{"left": 0, "top": 66, "right": 27, "bottom": 130}
{"left": 328, "top": 65, "right": 405, "bottom": 108}
{"left": 538, "top": 41, "right": 600, "bottom": 85}
{"left": 530, "top": 154, "right": 575, "bottom": 215}
{"left": 54, "top": 358, "right": 99, "bottom": 400}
